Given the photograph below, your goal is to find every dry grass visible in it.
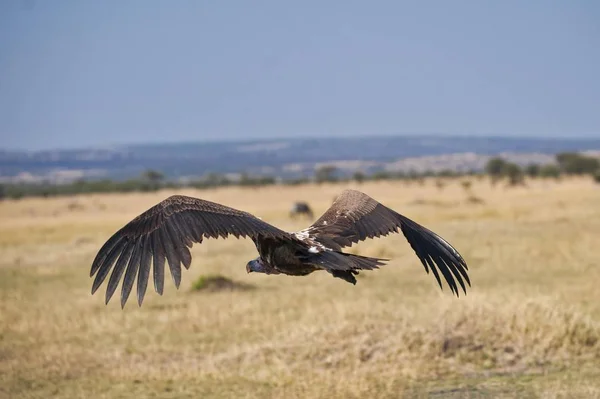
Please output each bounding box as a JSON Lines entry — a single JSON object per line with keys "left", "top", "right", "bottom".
{"left": 1, "top": 178, "right": 600, "bottom": 398}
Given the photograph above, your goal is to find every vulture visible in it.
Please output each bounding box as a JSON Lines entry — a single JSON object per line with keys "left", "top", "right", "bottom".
{"left": 289, "top": 201, "right": 314, "bottom": 220}
{"left": 90, "top": 189, "right": 470, "bottom": 308}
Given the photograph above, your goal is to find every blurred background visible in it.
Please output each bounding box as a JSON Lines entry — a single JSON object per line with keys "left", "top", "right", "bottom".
{"left": 1, "top": 1, "right": 599, "bottom": 398}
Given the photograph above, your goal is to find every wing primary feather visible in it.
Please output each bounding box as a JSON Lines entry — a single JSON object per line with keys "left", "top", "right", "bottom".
{"left": 151, "top": 232, "right": 166, "bottom": 295}
{"left": 91, "top": 238, "right": 127, "bottom": 295}
{"left": 120, "top": 238, "right": 143, "bottom": 308}
{"left": 137, "top": 235, "right": 152, "bottom": 307}
{"left": 173, "top": 213, "right": 195, "bottom": 247}
{"left": 401, "top": 227, "right": 429, "bottom": 273}
{"left": 428, "top": 253, "right": 458, "bottom": 296}
{"left": 167, "top": 214, "right": 192, "bottom": 268}
{"left": 424, "top": 254, "right": 444, "bottom": 292}
{"left": 162, "top": 225, "right": 182, "bottom": 289}
{"left": 411, "top": 233, "right": 459, "bottom": 295}
{"left": 165, "top": 213, "right": 184, "bottom": 241}
{"left": 433, "top": 234, "right": 469, "bottom": 270}
{"left": 436, "top": 254, "right": 467, "bottom": 295}
{"left": 105, "top": 241, "right": 135, "bottom": 305}
{"left": 179, "top": 244, "right": 192, "bottom": 270}
{"left": 168, "top": 213, "right": 190, "bottom": 245}
{"left": 454, "top": 261, "right": 471, "bottom": 287}
{"left": 90, "top": 233, "right": 122, "bottom": 277}
{"left": 417, "top": 256, "right": 430, "bottom": 274}
{"left": 406, "top": 229, "right": 444, "bottom": 291}
{"left": 426, "top": 237, "right": 469, "bottom": 294}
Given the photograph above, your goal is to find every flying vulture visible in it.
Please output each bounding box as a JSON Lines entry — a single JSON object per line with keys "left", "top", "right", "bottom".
{"left": 90, "top": 189, "right": 470, "bottom": 308}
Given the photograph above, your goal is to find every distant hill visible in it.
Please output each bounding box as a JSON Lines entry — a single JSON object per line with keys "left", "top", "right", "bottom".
{"left": 2, "top": 135, "right": 600, "bottom": 183}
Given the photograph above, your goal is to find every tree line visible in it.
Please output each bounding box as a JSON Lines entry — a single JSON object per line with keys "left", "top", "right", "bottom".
{"left": 1, "top": 151, "right": 599, "bottom": 200}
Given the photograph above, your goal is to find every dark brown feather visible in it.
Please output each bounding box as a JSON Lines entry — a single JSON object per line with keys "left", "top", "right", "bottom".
{"left": 90, "top": 195, "right": 293, "bottom": 307}
{"left": 308, "top": 190, "right": 470, "bottom": 296}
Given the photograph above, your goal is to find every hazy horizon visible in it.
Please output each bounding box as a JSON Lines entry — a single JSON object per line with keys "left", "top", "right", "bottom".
{"left": 2, "top": 1, "right": 599, "bottom": 151}
{"left": 3, "top": 132, "right": 600, "bottom": 153}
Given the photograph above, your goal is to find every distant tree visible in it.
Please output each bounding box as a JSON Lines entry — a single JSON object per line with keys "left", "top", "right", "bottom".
{"left": 7, "top": 185, "right": 25, "bottom": 199}
{"left": 315, "top": 165, "right": 338, "bottom": 183}
{"left": 485, "top": 157, "right": 508, "bottom": 177}
{"left": 525, "top": 164, "right": 541, "bottom": 178}
{"left": 239, "top": 174, "right": 276, "bottom": 187}
{"left": 437, "top": 169, "right": 458, "bottom": 178}
{"left": 352, "top": 171, "right": 366, "bottom": 184}
{"left": 239, "top": 173, "right": 252, "bottom": 186}
{"left": 485, "top": 157, "right": 509, "bottom": 186}
{"left": 207, "top": 173, "right": 231, "bottom": 187}
{"left": 141, "top": 169, "right": 165, "bottom": 183}
{"left": 593, "top": 171, "right": 600, "bottom": 184}
{"left": 371, "top": 171, "right": 391, "bottom": 181}
{"left": 406, "top": 169, "right": 419, "bottom": 180}
{"left": 136, "top": 169, "right": 164, "bottom": 191}
{"left": 504, "top": 163, "right": 526, "bottom": 186}
{"left": 555, "top": 152, "right": 600, "bottom": 175}
{"left": 284, "top": 178, "right": 310, "bottom": 186}
{"left": 258, "top": 176, "right": 276, "bottom": 185}
{"left": 538, "top": 164, "right": 561, "bottom": 179}
{"left": 0, "top": 184, "right": 5, "bottom": 201}
{"left": 393, "top": 171, "right": 407, "bottom": 180}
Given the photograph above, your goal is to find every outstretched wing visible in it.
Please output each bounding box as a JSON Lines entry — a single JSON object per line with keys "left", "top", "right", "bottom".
{"left": 306, "top": 190, "right": 470, "bottom": 296}
{"left": 90, "top": 195, "right": 292, "bottom": 308}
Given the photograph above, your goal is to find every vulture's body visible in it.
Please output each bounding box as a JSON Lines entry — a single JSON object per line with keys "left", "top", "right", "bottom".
{"left": 90, "top": 190, "right": 470, "bottom": 308}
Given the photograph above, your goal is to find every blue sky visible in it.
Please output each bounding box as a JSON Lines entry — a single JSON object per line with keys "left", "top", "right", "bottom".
{"left": 1, "top": 1, "right": 599, "bottom": 150}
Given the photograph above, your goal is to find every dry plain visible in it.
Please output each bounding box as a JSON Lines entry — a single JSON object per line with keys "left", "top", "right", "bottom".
{"left": 1, "top": 178, "right": 600, "bottom": 398}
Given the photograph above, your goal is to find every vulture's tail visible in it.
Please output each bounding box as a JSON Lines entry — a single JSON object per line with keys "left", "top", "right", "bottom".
{"left": 319, "top": 252, "right": 389, "bottom": 285}
{"left": 342, "top": 253, "right": 389, "bottom": 270}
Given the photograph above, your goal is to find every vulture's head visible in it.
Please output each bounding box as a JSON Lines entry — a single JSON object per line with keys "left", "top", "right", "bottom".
{"left": 246, "top": 257, "right": 270, "bottom": 274}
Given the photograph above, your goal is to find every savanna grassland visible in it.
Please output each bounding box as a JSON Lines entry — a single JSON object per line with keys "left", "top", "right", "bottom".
{"left": 1, "top": 178, "right": 600, "bottom": 398}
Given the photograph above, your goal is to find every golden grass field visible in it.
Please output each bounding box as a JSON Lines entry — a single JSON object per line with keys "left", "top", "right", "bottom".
{"left": 1, "top": 178, "right": 600, "bottom": 398}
